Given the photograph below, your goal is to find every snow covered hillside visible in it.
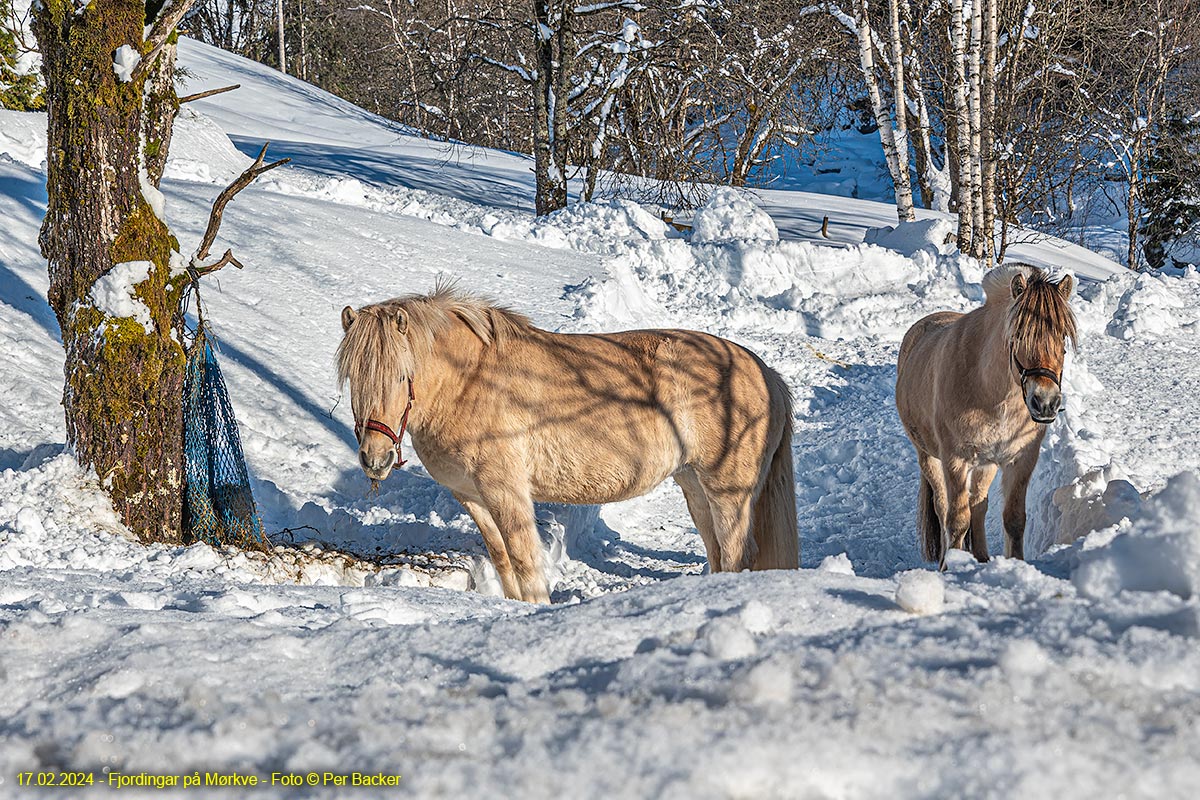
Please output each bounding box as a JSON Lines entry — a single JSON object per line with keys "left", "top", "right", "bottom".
{"left": 1, "top": 38, "right": 1199, "bottom": 799}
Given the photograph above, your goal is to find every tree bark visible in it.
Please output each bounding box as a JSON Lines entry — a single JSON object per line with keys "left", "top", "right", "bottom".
{"left": 852, "top": 0, "right": 915, "bottom": 222}
{"left": 885, "top": 0, "right": 915, "bottom": 220}
{"left": 531, "top": 0, "right": 569, "bottom": 215}
{"left": 34, "top": 0, "right": 189, "bottom": 543}
{"left": 980, "top": 0, "right": 998, "bottom": 265}
{"left": 276, "top": 0, "right": 286, "bottom": 74}
{"left": 143, "top": 37, "right": 180, "bottom": 186}
{"left": 949, "top": 0, "right": 974, "bottom": 251}
{"left": 967, "top": 0, "right": 984, "bottom": 258}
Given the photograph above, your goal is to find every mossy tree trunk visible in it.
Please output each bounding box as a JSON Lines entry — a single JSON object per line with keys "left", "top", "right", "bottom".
{"left": 33, "top": 0, "right": 191, "bottom": 543}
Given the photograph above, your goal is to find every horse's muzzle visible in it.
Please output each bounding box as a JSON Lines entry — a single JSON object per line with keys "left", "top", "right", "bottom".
{"left": 1027, "top": 389, "right": 1062, "bottom": 424}
{"left": 360, "top": 448, "right": 396, "bottom": 481}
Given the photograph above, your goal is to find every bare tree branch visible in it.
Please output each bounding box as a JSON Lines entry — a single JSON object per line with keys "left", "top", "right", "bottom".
{"left": 192, "top": 249, "right": 245, "bottom": 277}
{"left": 178, "top": 84, "right": 241, "bottom": 104}
{"left": 192, "top": 142, "right": 290, "bottom": 272}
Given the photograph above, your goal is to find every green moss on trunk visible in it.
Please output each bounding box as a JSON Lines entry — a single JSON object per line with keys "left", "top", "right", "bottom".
{"left": 34, "top": 0, "right": 188, "bottom": 543}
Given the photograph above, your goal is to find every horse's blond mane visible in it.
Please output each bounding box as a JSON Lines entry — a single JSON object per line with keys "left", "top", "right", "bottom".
{"left": 983, "top": 263, "right": 1077, "bottom": 357}
{"left": 336, "top": 283, "right": 533, "bottom": 414}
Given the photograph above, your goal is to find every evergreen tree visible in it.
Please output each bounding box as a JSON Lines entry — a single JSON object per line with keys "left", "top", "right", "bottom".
{"left": 0, "top": 0, "right": 43, "bottom": 110}
{"left": 1141, "top": 109, "right": 1200, "bottom": 269}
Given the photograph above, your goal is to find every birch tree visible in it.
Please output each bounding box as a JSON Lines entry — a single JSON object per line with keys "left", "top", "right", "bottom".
{"left": 829, "top": 0, "right": 916, "bottom": 221}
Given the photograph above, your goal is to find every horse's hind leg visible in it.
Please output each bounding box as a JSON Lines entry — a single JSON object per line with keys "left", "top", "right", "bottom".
{"left": 916, "top": 451, "right": 950, "bottom": 563}
{"left": 967, "top": 464, "right": 997, "bottom": 562}
{"left": 675, "top": 466, "right": 721, "bottom": 571}
{"left": 695, "top": 475, "right": 756, "bottom": 572}
{"left": 455, "top": 493, "right": 521, "bottom": 600}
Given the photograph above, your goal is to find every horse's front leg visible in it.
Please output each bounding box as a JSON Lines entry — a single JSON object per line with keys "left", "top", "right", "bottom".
{"left": 939, "top": 456, "right": 972, "bottom": 568}
{"left": 454, "top": 493, "right": 522, "bottom": 601}
{"left": 1000, "top": 444, "right": 1040, "bottom": 560}
{"left": 968, "top": 464, "right": 998, "bottom": 562}
{"left": 473, "top": 470, "right": 551, "bottom": 604}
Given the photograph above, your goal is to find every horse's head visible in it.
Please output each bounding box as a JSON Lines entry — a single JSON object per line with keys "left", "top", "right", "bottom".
{"left": 1007, "top": 269, "right": 1077, "bottom": 424}
{"left": 338, "top": 303, "right": 415, "bottom": 482}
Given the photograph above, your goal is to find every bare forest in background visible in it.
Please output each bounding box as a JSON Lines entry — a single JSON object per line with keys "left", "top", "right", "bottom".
{"left": 9, "top": 0, "right": 1196, "bottom": 267}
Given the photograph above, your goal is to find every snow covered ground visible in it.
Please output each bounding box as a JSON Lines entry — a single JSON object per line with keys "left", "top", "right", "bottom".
{"left": 1, "top": 38, "right": 1199, "bottom": 798}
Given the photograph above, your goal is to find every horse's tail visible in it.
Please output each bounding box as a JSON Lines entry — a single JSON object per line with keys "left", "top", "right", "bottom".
{"left": 918, "top": 472, "right": 942, "bottom": 563}
{"left": 751, "top": 392, "right": 799, "bottom": 570}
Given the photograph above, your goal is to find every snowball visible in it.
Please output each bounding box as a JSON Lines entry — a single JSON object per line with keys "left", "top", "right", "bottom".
{"left": 1072, "top": 472, "right": 1200, "bottom": 600}
{"left": 894, "top": 569, "right": 945, "bottom": 615}
{"left": 690, "top": 187, "right": 779, "bottom": 244}
{"left": 738, "top": 600, "right": 774, "bottom": 634}
{"left": 112, "top": 45, "right": 141, "bottom": 83}
{"left": 90, "top": 260, "right": 155, "bottom": 334}
{"left": 700, "top": 616, "right": 757, "bottom": 660}
{"left": 817, "top": 553, "right": 855, "bottom": 576}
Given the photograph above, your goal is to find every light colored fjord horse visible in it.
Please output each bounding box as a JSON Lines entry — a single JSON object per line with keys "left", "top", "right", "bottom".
{"left": 896, "top": 265, "right": 1077, "bottom": 567}
{"left": 337, "top": 285, "right": 798, "bottom": 602}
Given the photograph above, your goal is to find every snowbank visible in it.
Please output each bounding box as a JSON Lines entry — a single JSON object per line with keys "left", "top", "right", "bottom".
{"left": 690, "top": 187, "right": 779, "bottom": 244}
{"left": 0, "top": 109, "right": 46, "bottom": 168}
{"left": 163, "top": 106, "right": 254, "bottom": 184}
{"left": 862, "top": 217, "right": 955, "bottom": 257}
{"left": 0, "top": 453, "right": 473, "bottom": 590}
{"left": 1072, "top": 472, "right": 1200, "bottom": 600}
{"left": 571, "top": 228, "right": 984, "bottom": 341}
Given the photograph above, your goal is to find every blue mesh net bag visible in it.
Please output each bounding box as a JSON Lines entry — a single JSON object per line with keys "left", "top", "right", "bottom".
{"left": 183, "top": 324, "right": 266, "bottom": 547}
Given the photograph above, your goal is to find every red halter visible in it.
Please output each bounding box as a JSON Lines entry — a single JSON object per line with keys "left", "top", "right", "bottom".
{"left": 355, "top": 380, "right": 415, "bottom": 469}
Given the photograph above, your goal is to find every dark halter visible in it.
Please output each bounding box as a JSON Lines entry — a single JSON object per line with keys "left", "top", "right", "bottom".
{"left": 1011, "top": 351, "right": 1061, "bottom": 389}
{"left": 355, "top": 379, "right": 415, "bottom": 469}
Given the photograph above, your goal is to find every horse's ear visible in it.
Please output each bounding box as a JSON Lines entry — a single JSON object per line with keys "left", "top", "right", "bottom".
{"left": 341, "top": 306, "right": 357, "bottom": 332}
{"left": 1010, "top": 274, "right": 1027, "bottom": 300}
{"left": 395, "top": 309, "right": 408, "bottom": 335}
{"left": 1057, "top": 274, "right": 1075, "bottom": 299}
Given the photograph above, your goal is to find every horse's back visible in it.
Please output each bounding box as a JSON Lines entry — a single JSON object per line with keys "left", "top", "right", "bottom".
{"left": 898, "top": 311, "right": 962, "bottom": 369}
{"left": 508, "top": 326, "right": 786, "bottom": 496}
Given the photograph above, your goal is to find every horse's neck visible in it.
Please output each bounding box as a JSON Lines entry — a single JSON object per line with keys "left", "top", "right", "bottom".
{"left": 408, "top": 320, "right": 484, "bottom": 434}
{"left": 969, "top": 301, "right": 1021, "bottom": 406}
